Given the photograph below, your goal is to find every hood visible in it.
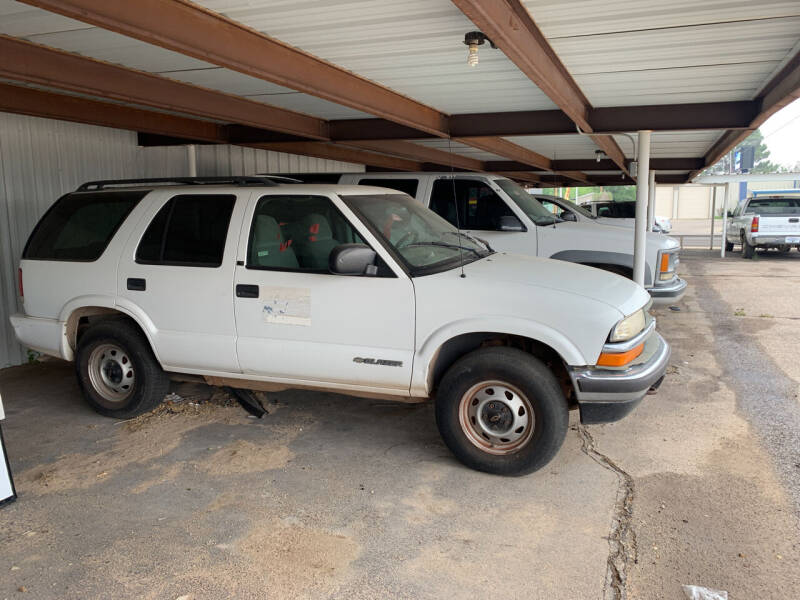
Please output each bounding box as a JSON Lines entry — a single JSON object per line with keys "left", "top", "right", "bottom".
{"left": 550, "top": 220, "right": 678, "bottom": 252}
{"left": 463, "top": 251, "right": 650, "bottom": 317}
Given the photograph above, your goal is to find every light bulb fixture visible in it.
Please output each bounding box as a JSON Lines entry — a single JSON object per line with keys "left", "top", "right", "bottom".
{"left": 464, "top": 31, "right": 495, "bottom": 67}
{"left": 595, "top": 150, "right": 606, "bottom": 163}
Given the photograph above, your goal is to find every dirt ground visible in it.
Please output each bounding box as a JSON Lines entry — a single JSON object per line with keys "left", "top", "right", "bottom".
{"left": 1, "top": 248, "right": 799, "bottom": 599}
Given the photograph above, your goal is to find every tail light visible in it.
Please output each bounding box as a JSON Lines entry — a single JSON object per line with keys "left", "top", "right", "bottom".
{"left": 751, "top": 216, "right": 759, "bottom": 232}
{"left": 18, "top": 267, "right": 23, "bottom": 298}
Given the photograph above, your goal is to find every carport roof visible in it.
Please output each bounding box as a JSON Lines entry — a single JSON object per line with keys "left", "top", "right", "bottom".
{"left": 0, "top": 0, "right": 797, "bottom": 186}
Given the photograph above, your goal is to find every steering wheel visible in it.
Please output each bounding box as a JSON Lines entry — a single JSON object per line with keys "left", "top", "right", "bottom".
{"left": 395, "top": 229, "right": 420, "bottom": 249}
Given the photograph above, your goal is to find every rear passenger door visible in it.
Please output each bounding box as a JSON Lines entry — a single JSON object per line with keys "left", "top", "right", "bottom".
{"left": 117, "top": 191, "right": 245, "bottom": 373}
{"left": 233, "top": 192, "right": 415, "bottom": 392}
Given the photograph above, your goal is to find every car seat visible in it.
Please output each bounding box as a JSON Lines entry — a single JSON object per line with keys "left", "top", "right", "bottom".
{"left": 250, "top": 214, "right": 299, "bottom": 269}
{"left": 288, "top": 213, "right": 340, "bottom": 270}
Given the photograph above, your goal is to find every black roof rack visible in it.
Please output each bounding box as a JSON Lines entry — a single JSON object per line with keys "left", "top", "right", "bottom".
{"left": 76, "top": 176, "right": 279, "bottom": 191}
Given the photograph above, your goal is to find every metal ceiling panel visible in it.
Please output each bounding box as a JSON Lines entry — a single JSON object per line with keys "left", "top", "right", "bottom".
{"left": 411, "top": 139, "right": 507, "bottom": 161}
{"left": 193, "top": 0, "right": 559, "bottom": 114}
{"left": 612, "top": 130, "right": 723, "bottom": 158}
{"left": 505, "top": 135, "right": 604, "bottom": 160}
{"left": 522, "top": 1, "right": 800, "bottom": 38}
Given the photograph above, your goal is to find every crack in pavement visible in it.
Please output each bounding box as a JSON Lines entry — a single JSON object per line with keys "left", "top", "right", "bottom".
{"left": 576, "top": 424, "right": 637, "bottom": 600}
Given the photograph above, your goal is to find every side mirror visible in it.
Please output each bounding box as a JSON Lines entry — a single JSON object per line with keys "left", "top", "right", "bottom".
{"left": 329, "top": 244, "right": 377, "bottom": 276}
{"left": 498, "top": 215, "right": 525, "bottom": 232}
{"left": 560, "top": 211, "right": 577, "bottom": 222}
{"left": 726, "top": 210, "right": 734, "bottom": 218}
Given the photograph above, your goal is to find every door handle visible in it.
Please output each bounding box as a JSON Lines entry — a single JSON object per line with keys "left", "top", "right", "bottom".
{"left": 127, "top": 278, "right": 146, "bottom": 291}
{"left": 236, "top": 284, "right": 259, "bottom": 298}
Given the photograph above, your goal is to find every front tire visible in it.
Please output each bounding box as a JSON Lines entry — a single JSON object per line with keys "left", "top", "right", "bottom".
{"left": 76, "top": 321, "right": 169, "bottom": 418}
{"left": 435, "top": 347, "right": 568, "bottom": 476}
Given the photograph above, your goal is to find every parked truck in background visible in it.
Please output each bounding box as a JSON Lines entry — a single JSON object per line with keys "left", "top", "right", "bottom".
{"left": 726, "top": 193, "right": 800, "bottom": 258}
{"left": 336, "top": 172, "right": 686, "bottom": 305}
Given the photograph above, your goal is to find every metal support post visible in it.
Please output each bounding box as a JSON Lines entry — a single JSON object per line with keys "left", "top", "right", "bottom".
{"left": 709, "top": 186, "right": 717, "bottom": 250}
{"left": 187, "top": 144, "right": 197, "bottom": 177}
{"left": 633, "top": 130, "right": 651, "bottom": 286}
{"left": 647, "top": 169, "right": 656, "bottom": 232}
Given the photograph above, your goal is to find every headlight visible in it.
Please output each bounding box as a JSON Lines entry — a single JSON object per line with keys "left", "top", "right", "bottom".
{"left": 609, "top": 309, "right": 646, "bottom": 342}
{"left": 658, "top": 250, "right": 679, "bottom": 281}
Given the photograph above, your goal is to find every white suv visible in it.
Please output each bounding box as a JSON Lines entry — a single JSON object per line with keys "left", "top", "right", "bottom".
{"left": 11, "top": 177, "right": 669, "bottom": 475}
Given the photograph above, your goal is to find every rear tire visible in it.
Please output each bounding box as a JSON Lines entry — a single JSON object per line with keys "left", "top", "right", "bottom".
{"left": 742, "top": 232, "right": 755, "bottom": 259}
{"left": 725, "top": 240, "right": 734, "bottom": 252}
{"left": 76, "top": 321, "right": 169, "bottom": 418}
{"left": 435, "top": 347, "right": 568, "bottom": 476}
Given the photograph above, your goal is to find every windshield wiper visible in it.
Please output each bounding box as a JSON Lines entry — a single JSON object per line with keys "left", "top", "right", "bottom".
{"left": 401, "top": 241, "right": 484, "bottom": 258}
{"left": 442, "top": 231, "right": 493, "bottom": 252}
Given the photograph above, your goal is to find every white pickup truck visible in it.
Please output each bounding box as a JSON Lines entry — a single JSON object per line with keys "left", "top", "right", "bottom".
{"left": 11, "top": 176, "right": 669, "bottom": 475}
{"left": 337, "top": 173, "right": 686, "bottom": 305}
{"left": 725, "top": 194, "right": 800, "bottom": 258}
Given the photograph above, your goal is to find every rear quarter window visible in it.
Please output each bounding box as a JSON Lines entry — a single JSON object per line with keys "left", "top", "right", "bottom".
{"left": 23, "top": 191, "right": 145, "bottom": 261}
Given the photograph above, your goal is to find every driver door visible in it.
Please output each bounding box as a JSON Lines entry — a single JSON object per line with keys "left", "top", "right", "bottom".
{"left": 427, "top": 177, "right": 535, "bottom": 254}
{"left": 233, "top": 192, "right": 415, "bottom": 392}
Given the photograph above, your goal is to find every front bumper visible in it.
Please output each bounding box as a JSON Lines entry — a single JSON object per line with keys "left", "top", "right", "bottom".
{"left": 568, "top": 332, "right": 671, "bottom": 424}
{"left": 647, "top": 277, "right": 687, "bottom": 306}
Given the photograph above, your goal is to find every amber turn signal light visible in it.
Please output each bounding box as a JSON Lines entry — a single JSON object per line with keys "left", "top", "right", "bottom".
{"left": 597, "top": 343, "right": 644, "bottom": 367}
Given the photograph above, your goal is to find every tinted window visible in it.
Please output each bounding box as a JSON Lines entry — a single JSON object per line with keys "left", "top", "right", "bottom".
{"left": 358, "top": 178, "right": 419, "bottom": 197}
{"left": 249, "top": 194, "right": 377, "bottom": 274}
{"left": 136, "top": 195, "right": 235, "bottom": 267}
{"left": 24, "top": 191, "right": 144, "bottom": 261}
{"left": 745, "top": 197, "right": 800, "bottom": 214}
{"left": 429, "top": 179, "right": 516, "bottom": 231}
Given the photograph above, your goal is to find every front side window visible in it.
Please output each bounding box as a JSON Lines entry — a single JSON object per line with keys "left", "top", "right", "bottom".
{"left": 24, "top": 191, "right": 144, "bottom": 261}
{"left": 342, "top": 193, "right": 491, "bottom": 276}
{"left": 248, "top": 194, "right": 368, "bottom": 273}
{"left": 136, "top": 194, "right": 235, "bottom": 267}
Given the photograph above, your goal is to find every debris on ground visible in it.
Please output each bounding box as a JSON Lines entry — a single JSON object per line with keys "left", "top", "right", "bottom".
{"left": 683, "top": 585, "right": 728, "bottom": 600}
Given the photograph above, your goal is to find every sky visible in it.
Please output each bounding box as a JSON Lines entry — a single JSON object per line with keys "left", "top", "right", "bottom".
{"left": 760, "top": 97, "right": 800, "bottom": 169}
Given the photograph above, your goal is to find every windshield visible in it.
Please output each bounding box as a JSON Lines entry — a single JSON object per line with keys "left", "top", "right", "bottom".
{"left": 494, "top": 179, "right": 562, "bottom": 225}
{"left": 745, "top": 197, "right": 800, "bottom": 215}
{"left": 341, "top": 193, "right": 491, "bottom": 276}
{"left": 540, "top": 196, "right": 596, "bottom": 219}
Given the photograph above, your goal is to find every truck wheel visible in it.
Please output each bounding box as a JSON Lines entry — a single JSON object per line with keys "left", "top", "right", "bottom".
{"left": 435, "top": 347, "right": 568, "bottom": 476}
{"left": 741, "top": 233, "right": 755, "bottom": 259}
{"left": 725, "top": 240, "right": 734, "bottom": 252}
{"left": 76, "top": 321, "right": 169, "bottom": 418}
{"left": 777, "top": 244, "right": 790, "bottom": 253}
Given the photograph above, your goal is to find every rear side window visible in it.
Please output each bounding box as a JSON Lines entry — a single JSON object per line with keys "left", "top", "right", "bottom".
{"left": 23, "top": 191, "right": 145, "bottom": 261}
{"left": 136, "top": 194, "right": 235, "bottom": 267}
{"left": 357, "top": 178, "right": 419, "bottom": 197}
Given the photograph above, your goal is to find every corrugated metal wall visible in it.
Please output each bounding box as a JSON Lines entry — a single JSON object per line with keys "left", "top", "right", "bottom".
{"left": 0, "top": 112, "right": 363, "bottom": 367}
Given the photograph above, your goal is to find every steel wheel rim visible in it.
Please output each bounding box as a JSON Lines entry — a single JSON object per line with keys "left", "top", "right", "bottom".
{"left": 87, "top": 343, "right": 135, "bottom": 403}
{"left": 458, "top": 380, "right": 535, "bottom": 455}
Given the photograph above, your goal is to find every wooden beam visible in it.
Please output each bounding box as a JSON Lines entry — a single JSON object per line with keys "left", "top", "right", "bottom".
{"left": 0, "top": 82, "right": 224, "bottom": 142}
{"left": 250, "top": 142, "right": 423, "bottom": 172}
{"left": 0, "top": 35, "right": 328, "bottom": 140}
{"left": 343, "top": 140, "right": 485, "bottom": 172}
{"left": 330, "top": 102, "right": 757, "bottom": 140}
{"left": 0, "top": 82, "right": 424, "bottom": 171}
{"left": 451, "top": 0, "right": 629, "bottom": 175}
{"left": 454, "top": 137, "right": 551, "bottom": 170}
{"left": 19, "top": 0, "right": 449, "bottom": 137}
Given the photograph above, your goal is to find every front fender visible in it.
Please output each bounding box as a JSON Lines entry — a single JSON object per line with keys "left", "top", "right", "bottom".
{"left": 550, "top": 250, "right": 653, "bottom": 287}
{"left": 410, "top": 317, "right": 587, "bottom": 397}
